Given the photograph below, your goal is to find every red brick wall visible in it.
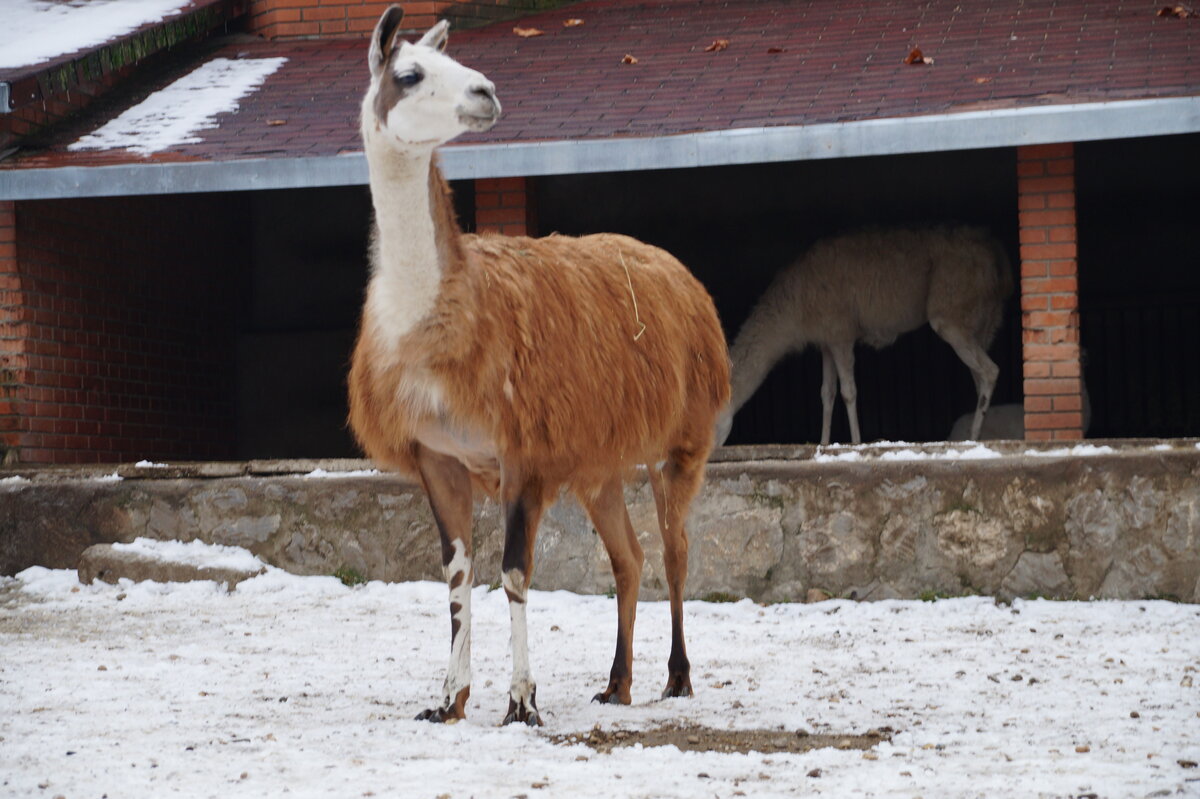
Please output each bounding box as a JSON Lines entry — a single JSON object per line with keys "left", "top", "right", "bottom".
{"left": 475, "top": 176, "right": 536, "bottom": 236}
{"left": 0, "top": 202, "right": 27, "bottom": 465}
{"left": 1018, "top": 143, "right": 1085, "bottom": 440}
{"left": 0, "top": 69, "right": 129, "bottom": 153}
{"left": 2, "top": 196, "right": 245, "bottom": 464}
{"left": 247, "top": 0, "right": 521, "bottom": 39}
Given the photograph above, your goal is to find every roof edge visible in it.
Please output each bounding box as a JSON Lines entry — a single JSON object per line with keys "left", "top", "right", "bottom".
{"left": 1, "top": 96, "right": 1197, "bottom": 201}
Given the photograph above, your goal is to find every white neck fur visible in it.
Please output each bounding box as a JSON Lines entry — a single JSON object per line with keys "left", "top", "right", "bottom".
{"left": 362, "top": 126, "right": 443, "bottom": 345}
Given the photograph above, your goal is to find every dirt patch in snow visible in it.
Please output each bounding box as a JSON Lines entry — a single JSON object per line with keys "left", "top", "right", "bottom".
{"left": 551, "top": 723, "right": 894, "bottom": 755}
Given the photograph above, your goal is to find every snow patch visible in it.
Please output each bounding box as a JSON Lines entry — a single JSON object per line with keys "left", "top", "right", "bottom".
{"left": 69, "top": 56, "right": 287, "bottom": 155}
{"left": 110, "top": 537, "right": 266, "bottom": 573}
{"left": 1, "top": 475, "right": 31, "bottom": 485}
{"left": 303, "top": 468, "right": 381, "bottom": 479}
{"left": 1023, "top": 444, "right": 1115, "bottom": 458}
{"left": 134, "top": 460, "right": 169, "bottom": 468}
{"left": 0, "top": 0, "right": 193, "bottom": 70}
{"left": 813, "top": 444, "right": 1001, "bottom": 463}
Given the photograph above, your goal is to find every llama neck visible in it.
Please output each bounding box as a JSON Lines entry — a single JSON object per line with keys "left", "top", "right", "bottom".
{"left": 363, "top": 138, "right": 464, "bottom": 344}
{"left": 728, "top": 300, "right": 804, "bottom": 414}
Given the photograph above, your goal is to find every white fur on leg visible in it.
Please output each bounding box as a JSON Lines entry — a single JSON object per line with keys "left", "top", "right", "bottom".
{"left": 441, "top": 539, "right": 473, "bottom": 709}
{"left": 502, "top": 567, "right": 537, "bottom": 719}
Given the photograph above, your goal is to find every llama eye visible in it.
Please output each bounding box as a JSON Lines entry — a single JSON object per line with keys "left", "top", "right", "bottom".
{"left": 397, "top": 71, "right": 423, "bottom": 87}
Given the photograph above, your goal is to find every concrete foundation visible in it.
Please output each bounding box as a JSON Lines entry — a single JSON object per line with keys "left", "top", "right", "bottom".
{"left": 2, "top": 441, "right": 1198, "bottom": 602}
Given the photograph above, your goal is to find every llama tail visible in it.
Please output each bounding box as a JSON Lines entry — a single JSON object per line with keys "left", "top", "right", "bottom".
{"left": 990, "top": 235, "right": 1016, "bottom": 299}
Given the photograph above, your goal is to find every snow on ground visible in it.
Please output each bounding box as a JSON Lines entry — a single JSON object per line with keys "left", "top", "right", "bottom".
{"left": 0, "top": 0, "right": 193, "bottom": 70}
{"left": 110, "top": 538, "right": 266, "bottom": 573}
{"left": 2, "top": 557, "right": 1198, "bottom": 799}
{"left": 68, "top": 56, "right": 287, "bottom": 155}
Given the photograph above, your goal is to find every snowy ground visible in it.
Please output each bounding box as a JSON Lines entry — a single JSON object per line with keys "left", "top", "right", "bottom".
{"left": 2, "top": 545, "right": 1199, "bottom": 799}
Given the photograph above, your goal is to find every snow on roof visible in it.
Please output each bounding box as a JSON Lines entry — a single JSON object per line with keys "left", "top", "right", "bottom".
{"left": 68, "top": 57, "right": 288, "bottom": 156}
{"left": 0, "top": 0, "right": 194, "bottom": 71}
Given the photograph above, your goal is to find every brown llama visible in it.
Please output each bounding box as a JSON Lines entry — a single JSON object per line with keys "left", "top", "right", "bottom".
{"left": 716, "top": 225, "right": 1013, "bottom": 446}
{"left": 347, "top": 7, "right": 730, "bottom": 726}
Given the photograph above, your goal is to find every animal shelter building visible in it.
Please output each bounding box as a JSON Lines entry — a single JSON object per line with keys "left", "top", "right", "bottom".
{"left": 2, "top": 0, "right": 1199, "bottom": 464}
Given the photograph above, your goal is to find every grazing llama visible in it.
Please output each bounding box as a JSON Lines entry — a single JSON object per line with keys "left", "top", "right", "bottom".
{"left": 716, "top": 225, "right": 1012, "bottom": 446}
{"left": 347, "top": 7, "right": 729, "bottom": 726}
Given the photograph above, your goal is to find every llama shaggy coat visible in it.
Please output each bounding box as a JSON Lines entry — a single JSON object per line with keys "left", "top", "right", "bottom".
{"left": 348, "top": 169, "right": 729, "bottom": 497}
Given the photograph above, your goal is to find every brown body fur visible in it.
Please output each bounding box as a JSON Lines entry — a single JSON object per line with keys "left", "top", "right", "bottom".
{"left": 348, "top": 170, "right": 729, "bottom": 498}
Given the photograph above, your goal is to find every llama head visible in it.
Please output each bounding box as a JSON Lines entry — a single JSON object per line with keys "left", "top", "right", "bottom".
{"left": 366, "top": 6, "right": 500, "bottom": 148}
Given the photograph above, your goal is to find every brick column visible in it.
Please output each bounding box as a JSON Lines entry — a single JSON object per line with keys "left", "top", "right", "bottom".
{"left": 475, "top": 177, "right": 537, "bottom": 237}
{"left": 0, "top": 201, "right": 28, "bottom": 464}
{"left": 1017, "top": 143, "right": 1084, "bottom": 440}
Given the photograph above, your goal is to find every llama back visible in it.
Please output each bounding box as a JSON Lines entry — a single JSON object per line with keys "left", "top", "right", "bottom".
{"left": 438, "top": 231, "right": 728, "bottom": 487}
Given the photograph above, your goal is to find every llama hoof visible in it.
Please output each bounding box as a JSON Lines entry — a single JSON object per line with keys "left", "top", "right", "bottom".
{"left": 501, "top": 697, "right": 542, "bottom": 727}
{"left": 415, "top": 706, "right": 461, "bottom": 723}
{"left": 661, "top": 674, "right": 694, "bottom": 699}
{"left": 591, "top": 690, "right": 628, "bottom": 705}
{"left": 499, "top": 691, "right": 542, "bottom": 729}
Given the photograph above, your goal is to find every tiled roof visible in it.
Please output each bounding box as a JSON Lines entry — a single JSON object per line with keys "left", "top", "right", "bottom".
{"left": 1, "top": 0, "right": 1198, "bottom": 183}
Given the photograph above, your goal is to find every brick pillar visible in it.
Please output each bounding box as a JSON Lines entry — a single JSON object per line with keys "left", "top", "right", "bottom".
{"left": 0, "top": 201, "right": 28, "bottom": 464}
{"left": 475, "top": 177, "right": 537, "bottom": 236}
{"left": 1017, "top": 143, "right": 1085, "bottom": 440}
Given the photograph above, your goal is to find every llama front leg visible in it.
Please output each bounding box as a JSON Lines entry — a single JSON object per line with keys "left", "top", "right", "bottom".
{"left": 819, "top": 345, "right": 838, "bottom": 446}
{"left": 415, "top": 447, "right": 475, "bottom": 723}
{"left": 500, "top": 479, "right": 548, "bottom": 726}
{"left": 828, "top": 341, "right": 862, "bottom": 444}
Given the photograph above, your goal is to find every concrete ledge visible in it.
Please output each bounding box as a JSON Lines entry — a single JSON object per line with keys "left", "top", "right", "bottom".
{"left": 3, "top": 441, "right": 1199, "bottom": 602}
{"left": 77, "top": 543, "right": 265, "bottom": 591}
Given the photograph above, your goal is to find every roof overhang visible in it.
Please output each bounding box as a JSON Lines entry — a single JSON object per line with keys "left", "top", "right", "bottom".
{"left": 1, "top": 95, "right": 1197, "bottom": 201}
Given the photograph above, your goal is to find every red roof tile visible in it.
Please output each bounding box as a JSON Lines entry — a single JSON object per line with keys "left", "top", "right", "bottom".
{"left": 2, "top": 0, "right": 1198, "bottom": 173}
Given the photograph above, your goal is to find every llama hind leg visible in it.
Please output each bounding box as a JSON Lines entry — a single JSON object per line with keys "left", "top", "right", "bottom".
{"left": 415, "top": 447, "right": 475, "bottom": 723}
{"left": 583, "top": 476, "right": 644, "bottom": 705}
{"left": 500, "top": 478, "right": 548, "bottom": 726}
{"left": 932, "top": 322, "right": 1000, "bottom": 440}
{"left": 652, "top": 453, "right": 705, "bottom": 699}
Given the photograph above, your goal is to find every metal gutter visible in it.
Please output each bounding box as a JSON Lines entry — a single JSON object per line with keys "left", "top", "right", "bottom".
{"left": 1, "top": 96, "right": 1197, "bottom": 200}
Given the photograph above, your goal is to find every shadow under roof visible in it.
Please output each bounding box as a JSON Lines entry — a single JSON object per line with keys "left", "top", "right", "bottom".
{"left": 2, "top": 0, "right": 1198, "bottom": 199}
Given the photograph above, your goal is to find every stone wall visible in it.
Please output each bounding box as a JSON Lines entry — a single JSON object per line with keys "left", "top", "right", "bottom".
{"left": 2, "top": 441, "right": 1198, "bottom": 602}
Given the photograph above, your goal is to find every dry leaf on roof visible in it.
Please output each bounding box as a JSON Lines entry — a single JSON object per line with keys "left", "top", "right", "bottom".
{"left": 513, "top": 27, "right": 544, "bottom": 37}
{"left": 1157, "top": 5, "right": 1194, "bottom": 17}
{"left": 563, "top": 18, "right": 584, "bottom": 27}
{"left": 904, "top": 47, "right": 934, "bottom": 65}
{"left": 266, "top": 119, "right": 287, "bottom": 126}
{"left": 705, "top": 39, "right": 730, "bottom": 52}
{"left": 766, "top": 47, "right": 787, "bottom": 54}
{"left": 621, "top": 54, "right": 639, "bottom": 65}
{"left": 973, "top": 76, "right": 993, "bottom": 84}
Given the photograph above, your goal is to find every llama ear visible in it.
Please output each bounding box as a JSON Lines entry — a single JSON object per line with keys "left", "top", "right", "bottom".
{"left": 369, "top": 5, "right": 406, "bottom": 76}
{"left": 417, "top": 19, "right": 450, "bottom": 52}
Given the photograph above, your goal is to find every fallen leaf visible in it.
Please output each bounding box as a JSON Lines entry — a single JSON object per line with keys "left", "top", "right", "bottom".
{"left": 974, "top": 76, "right": 993, "bottom": 84}
{"left": 766, "top": 46, "right": 787, "bottom": 54}
{"left": 513, "top": 27, "right": 544, "bottom": 37}
{"left": 904, "top": 47, "right": 934, "bottom": 65}
{"left": 704, "top": 39, "right": 730, "bottom": 52}
{"left": 266, "top": 119, "right": 287, "bottom": 126}
{"left": 621, "top": 54, "right": 639, "bottom": 65}
{"left": 1076, "top": 745, "right": 1091, "bottom": 753}
{"left": 562, "top": 18, "right": 584, "bottom": 27}
{"left": 1157, "top": 5, "right": 1194, "bottom": 18}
